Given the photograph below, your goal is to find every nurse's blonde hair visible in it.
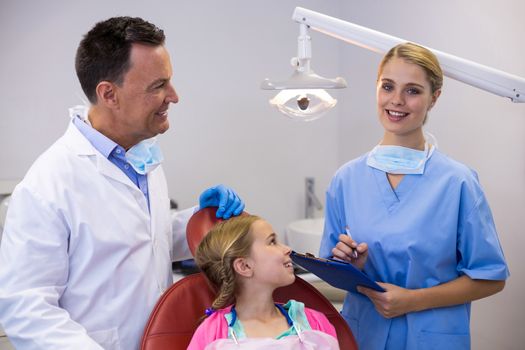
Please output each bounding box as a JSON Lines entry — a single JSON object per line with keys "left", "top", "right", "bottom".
{"left": 378, "top": 42, "right": 443, "bottom": 93}
{"left": 195, "top": 215, "right": 261, "bottom": 310}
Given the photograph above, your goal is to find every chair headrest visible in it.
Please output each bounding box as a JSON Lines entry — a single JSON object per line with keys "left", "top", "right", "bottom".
{"left": 186, "top": 207, "right": 224, "bottom": 257}
{"left": 186, "top": 207, "right": 250, "bottom": 257}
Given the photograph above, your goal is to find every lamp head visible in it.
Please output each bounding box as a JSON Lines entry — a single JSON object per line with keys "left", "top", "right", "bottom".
{"left": 267, "top": 89, "right": 338, "bottom": 121}
{"left": 261, "top": 62, "right": 347, "bottom": 121}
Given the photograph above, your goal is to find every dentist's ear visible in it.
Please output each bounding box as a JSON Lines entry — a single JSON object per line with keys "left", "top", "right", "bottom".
{"left": 233, "top": 257, "right": 253, "bottom": 278}
{"left": 95, "top": 81, "right": 118, "bottom": 107}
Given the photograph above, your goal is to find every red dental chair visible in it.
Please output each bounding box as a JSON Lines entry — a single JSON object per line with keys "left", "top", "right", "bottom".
{"left": 141, "top": 207, "right": 357, "bottom": 350}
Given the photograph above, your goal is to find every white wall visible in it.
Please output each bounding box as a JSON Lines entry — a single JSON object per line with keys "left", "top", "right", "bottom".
{"left": 337, "top": 1, "right": 524, "bottom": 349}
{"left": 0, "top": 0, "right": 343, "bottom": 234}
{"left": 0, "top": 0, "right": 523, "bottom": 349}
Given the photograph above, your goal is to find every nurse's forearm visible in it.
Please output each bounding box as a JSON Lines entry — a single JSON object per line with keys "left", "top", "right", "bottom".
{"left": 411, "top": 275, "right": 505, "bottom": 312}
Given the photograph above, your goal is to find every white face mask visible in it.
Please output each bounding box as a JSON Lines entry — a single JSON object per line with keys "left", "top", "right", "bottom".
{"left": 69, "top": 104, "right": 91, "bottom": 125}
{"left": 125, "top": 137, "right": 164, "bottom": 175}
{"left": 366, "top": 143, "right": 434, "bottom": 175}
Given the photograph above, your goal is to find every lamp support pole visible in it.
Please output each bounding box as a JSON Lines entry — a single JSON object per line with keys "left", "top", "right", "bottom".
{"left": 293, "top": 7, "right": 525, "bottom": 103}
{"left": 296, "top": 24, "right": 312, "bottom": 73}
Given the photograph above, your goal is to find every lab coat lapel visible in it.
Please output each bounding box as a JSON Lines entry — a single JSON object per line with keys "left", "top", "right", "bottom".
{"left": 146, "top": 166, "right": 173, "bottom": 289}
{"left": 95, "top": 156, "right": 135, "bottom": 187}
{"left": 147, "top": 166, "right": 168, "bottom": 241}
{"left": 148, "top": 173, "right": 159, "bottom": 235}
{"left": 95, "top": 154, "right": 150, "bottom": 215}
{"left": 63, "top": 121, "right": 149, "bottom": 200}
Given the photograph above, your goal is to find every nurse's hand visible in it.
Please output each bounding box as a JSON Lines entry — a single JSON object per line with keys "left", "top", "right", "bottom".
{"left": 199, "top": 184, "right": 245, "bottom": 219}
{"left": 357, "top": 283, "right": 416, "bottom": 319}
{"left": 332, "top": 234, "right": 368, "bottom": 270}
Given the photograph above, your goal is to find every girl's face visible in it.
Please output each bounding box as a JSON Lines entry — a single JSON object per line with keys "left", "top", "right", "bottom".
{"left": 376, "top": 57, "right": 440, "bottom": 146}
{"left": 246, "top": 220, "right": 295, "bottom": 289}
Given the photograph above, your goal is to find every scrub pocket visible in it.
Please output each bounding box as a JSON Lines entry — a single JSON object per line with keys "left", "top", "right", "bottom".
{"left": 417, "top": 330, "right": 470, "bottom": 349}
{"left": 88, "top": 327, "right": 121, "bottom": 349}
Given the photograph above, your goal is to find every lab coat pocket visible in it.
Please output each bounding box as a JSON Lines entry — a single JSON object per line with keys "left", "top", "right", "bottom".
{"left": 418, "top": 330, "right": 469, "bottom": 349}
{"left": 88, "top": 327, "right": 121, "bottom": 350}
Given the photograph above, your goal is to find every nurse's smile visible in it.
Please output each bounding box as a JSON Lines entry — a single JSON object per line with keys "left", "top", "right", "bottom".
{"left": 386, "top": 109, "right": 409, "bottom": 122}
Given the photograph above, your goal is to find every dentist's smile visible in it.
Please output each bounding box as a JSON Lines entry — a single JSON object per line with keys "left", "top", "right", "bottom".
{"left": 156, "top": 109, "right": 168, "bottom": 119}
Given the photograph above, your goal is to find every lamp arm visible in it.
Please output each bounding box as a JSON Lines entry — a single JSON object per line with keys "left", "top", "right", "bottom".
{"left": 295, "top": 24, "right": 312, "bottom": 73}
{"left": 293, "top": 7, "right": 525, "bottom": 103}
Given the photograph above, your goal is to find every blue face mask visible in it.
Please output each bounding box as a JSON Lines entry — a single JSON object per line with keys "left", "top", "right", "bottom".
{"left": 125, "top": 137, "right": 164, "bottom": 175}
{"left": 366, "top": 143, "right": 434, "bottom": 175}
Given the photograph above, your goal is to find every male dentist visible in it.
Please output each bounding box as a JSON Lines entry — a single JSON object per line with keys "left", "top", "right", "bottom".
{"left": 0, "top": 16, "right": 244, "bottom": 349}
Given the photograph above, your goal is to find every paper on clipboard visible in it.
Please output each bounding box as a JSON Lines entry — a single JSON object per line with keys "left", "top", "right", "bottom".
{"left": 291, "top": 251, "right": 385, "bottom": 293}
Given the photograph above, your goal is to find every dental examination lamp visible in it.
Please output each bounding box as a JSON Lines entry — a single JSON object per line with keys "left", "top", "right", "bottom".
{"left": 261, "top": 7, "right": 525, "bottom": 121}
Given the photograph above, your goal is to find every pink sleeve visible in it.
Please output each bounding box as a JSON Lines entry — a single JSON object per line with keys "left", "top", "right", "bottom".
{"left": 187, "top": 308, "right": 230, "bottom": 350}
{"left": 304, "top": 307, "right": 338, "bottom": 340}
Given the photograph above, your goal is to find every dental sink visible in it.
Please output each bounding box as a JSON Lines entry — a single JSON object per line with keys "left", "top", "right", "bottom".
{"left": 286, "top": 218, "right": 325, "bottom": 255}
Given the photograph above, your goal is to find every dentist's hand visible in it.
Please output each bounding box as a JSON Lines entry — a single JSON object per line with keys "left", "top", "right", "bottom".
{"left": 199, "top": 184, "right": 245, "bottom": 219}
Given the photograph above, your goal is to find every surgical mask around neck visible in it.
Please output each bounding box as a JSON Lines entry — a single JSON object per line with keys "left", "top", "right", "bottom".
{"left": 68, "top": 105, "right": 91, "bottom": 125}
{"left": 125, "top": 137, "right": 164, "bottom": 175}
{"left": 366, "top": 142, "right": 434, "bottom": 175}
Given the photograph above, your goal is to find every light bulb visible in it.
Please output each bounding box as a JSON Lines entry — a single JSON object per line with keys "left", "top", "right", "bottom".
{"left": 269, "top": 89, "right": 337, "bottom": 121}
{"left": 297, "top": 96, "right": 310, "bottom": 110}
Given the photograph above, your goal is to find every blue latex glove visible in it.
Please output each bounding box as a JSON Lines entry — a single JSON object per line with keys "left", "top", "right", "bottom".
{"left": 198, "top": 184, "right": 245, "bottom": 219}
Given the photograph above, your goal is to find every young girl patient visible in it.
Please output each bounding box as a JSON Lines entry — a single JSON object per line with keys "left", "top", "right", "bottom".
{"left": 187, "top": 215, "right": 339, "bottom": 349}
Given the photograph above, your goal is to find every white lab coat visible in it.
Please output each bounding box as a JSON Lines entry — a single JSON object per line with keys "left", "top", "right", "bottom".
{"left": 0, "top": 121, "right": 195, "bottom": 349}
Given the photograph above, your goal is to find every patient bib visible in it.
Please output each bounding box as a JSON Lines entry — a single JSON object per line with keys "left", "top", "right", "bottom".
{"left": 204, "top": 329, "right": 339, "bottom": 350}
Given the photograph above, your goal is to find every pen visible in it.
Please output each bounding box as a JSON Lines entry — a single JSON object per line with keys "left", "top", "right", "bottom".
{"left": 344, "top": 226, "right": 359, "bottom": 259}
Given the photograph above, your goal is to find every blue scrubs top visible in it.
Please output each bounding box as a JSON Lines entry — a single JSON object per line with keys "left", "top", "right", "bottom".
{"left": 320, "top": 150, "right": 509, "bottom": 350}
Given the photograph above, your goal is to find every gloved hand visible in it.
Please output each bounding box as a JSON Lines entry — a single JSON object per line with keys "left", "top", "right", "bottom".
{"left": 199, "top": 184, "right": 245, "bottom": 219}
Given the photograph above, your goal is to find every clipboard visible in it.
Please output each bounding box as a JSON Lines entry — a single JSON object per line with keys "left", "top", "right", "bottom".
{"left": 291, "top": 251, "right": 385, "bottom": 293}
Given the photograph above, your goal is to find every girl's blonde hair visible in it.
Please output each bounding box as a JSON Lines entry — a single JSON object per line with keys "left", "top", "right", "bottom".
{"left": 194, "top": 215, "right": 261, "bottom": 310}
{"left": 378, "top": 42, "right": 443, "bottom": 93}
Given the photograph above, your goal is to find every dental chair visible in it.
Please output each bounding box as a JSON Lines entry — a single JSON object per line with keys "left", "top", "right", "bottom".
{"left": 141, "top": 207, "right": 357, "bottom": 350}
